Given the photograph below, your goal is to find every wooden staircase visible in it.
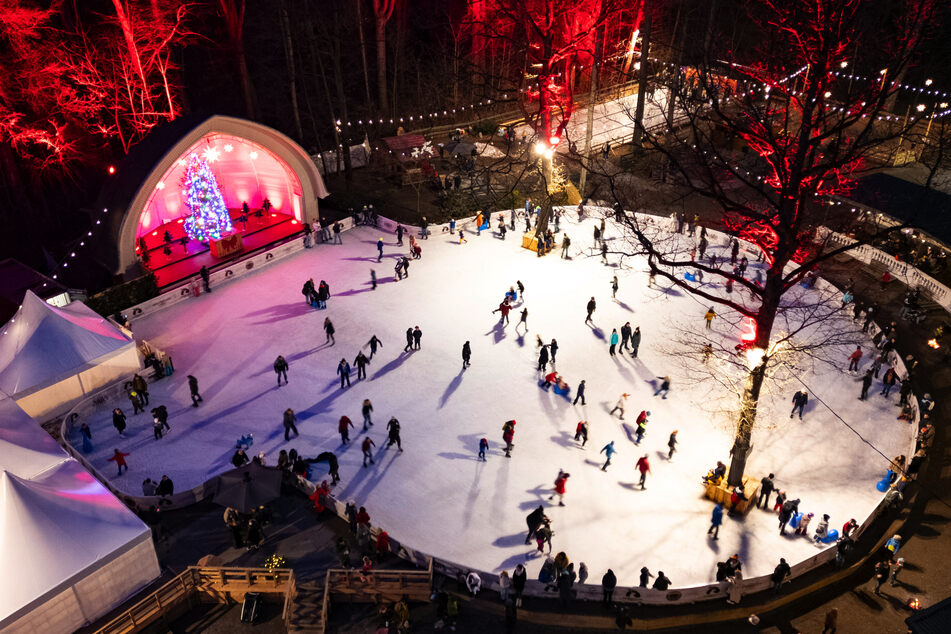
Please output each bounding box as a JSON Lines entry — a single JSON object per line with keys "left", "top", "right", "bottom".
{"left": 285, "top": 582, "right": 328, "bottom": 633}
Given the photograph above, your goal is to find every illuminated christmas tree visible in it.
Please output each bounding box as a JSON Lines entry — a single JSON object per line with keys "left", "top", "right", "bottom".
{"left": 181, "top": 154, "right": 233, "bottom": 242}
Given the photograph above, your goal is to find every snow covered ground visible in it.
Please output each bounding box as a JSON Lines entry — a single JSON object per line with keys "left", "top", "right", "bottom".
{"left": 69, "top": 211, "right": 912, "bottom": 588}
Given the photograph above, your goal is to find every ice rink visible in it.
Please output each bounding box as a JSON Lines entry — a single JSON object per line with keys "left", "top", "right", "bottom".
{"left": 69, "top": 209, "right": 912, "bottom": 587}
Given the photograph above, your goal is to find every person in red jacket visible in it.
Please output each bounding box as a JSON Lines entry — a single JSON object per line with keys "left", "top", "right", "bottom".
{"left": 635, "top": 454, "right": 651, "bottom": 490}
{"left": 493, "top": 300, "right": 512, "bottom": 325}
{"left": 502, "top": 420, "right": 516, "bottom": 457}
{"left": 339, "top": 416, "right": 354, "bottom": 444}
{"left": 847, "top": 346, "right": 863, "bottom": 372}
{"left": 309, "top": 480, "right": 331, "bottom": 513}
{"left": 361, "top": 437, "right": 376, "bottom": 467}
{"left": 108, "top": 448, "right": 129, "bottom": 475}
{"left": 636, "top": 410, "right": 650, "bottom": 425}
{"left": 376, "top": 530, "right": 391, "bottom": 560}
{"left": 543, "top": 371, "right": 559, "bottom": 389}
{"left": 548, "top": 471, "right": 570, "bottom": 506}
{"left": 356, "top": 506, "right": 371, "bottom": 527}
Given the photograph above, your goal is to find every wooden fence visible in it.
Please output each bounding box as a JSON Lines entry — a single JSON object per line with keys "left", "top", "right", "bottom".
{"left": 93, "top": 566, "right": 294, "bottom": 634}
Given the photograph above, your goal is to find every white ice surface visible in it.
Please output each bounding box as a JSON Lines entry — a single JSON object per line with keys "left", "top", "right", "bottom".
{"left": 70, "top": 212, "right": 912, "bottom": 587}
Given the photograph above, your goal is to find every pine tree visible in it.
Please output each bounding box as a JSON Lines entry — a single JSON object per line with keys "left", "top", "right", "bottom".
{"left": 181, "top": 154, "right": 233, "bottom": 242}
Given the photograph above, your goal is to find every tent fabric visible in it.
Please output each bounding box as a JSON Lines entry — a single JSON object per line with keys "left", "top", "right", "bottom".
{"left": 0, "top": 463, "right": 152, "bottom": 622}
{"left": 0, "top": 291, "right": 133, "bottom": 396}
{"left": 0, "top": 398, "right": 69, "bottom": 480}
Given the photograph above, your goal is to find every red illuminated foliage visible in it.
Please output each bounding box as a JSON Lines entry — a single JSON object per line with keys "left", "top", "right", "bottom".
{"left": 465, "top": 0, "right": 637, "bottom": 143}
{"left": 0, "top": 0, "right": 193, "bottom": 175}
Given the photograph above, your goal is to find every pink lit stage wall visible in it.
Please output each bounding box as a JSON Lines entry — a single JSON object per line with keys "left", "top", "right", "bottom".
{"left": 137, "top": 133, "right": 304, "bottom": 238}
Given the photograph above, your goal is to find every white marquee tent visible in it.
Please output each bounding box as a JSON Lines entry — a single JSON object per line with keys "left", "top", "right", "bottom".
{"left": 0, "top": 291, "right": 141, "bottom": 419}
{"left": 0, "top": 398, "right": 160, "bottom": 633}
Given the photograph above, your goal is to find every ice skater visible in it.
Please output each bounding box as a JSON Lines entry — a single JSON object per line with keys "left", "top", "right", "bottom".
{"left": 283, "top": 408, "right": 299, "bottom": 441}
{"left": 620, "top": 322, "right": 632, "bottom": 352}
{"left": 859, "top": 369, "right": 874, "bottom": 400}
{"left": 493, "top": 300, "right": 512, "bottom": 325}
{"left": 361, "top": 436, "right": 376, "bottom": 467}
{"left": 537, "top": 345, "right": 549, "bottom": 371}
{"left": 573, "top": 380, "right": 586, "bottom": 405}
{"left": 609, "top": 329, "right": 618, "bottom": 356}
{"left": 412, "top": 326, "right": 422, "bottom": 349}
{"left": 108, "top": 449, "right": 130, "bottom": 475}
{"left": 708, "top": 503, "right": 723, "bottom": 539}
{"left": 611, "top": 275, "right": 618, "bottom": 298}
{"left": 574, "top": 420, "right": 589, "bottom": 446}
{"left": 585, "top": 297, "right": 596, "bottom": 323}
{"left": 667, "top": 430, "right": 678, "bottom": 459}
{"left": 549, "top": 471, "right": 569, "bottom": 506}
{"left": 362, "top": 399, "right": 373, "bottom": 430}
{"left": 462, "top": 341, "right": 472, "bottom": 368}
{"left": 630, "top": 327, "right": 641, "bottom": 358}
{"left": 113, "top": 408, "right": 127, "bottom": 437}
{"left": 274, "top": 355, "right": 289, "bottom": 386}
{"left": 654, "top": 376, "right": 671, "bottom": 398}
{"left": 337, "top": 358, "right": 351, "bottom": 388}
{"left": 324, "top": 318, "right": 335, "bottom": 344}
{"left": 383, "top": 417, "right": 403, "bottom": 451}
{"left": 503, "top": 420, "right": 516, "bottom": 457}
{"left": 847, "top": 346, "right": 862, "bottom": 372}
{"left": 377, "top": 237, "right": 384, "bottom": 262}
{"left": 187, "top": 375, "right": 203, "bottom": 406}
{"left": 404, "top": 327, "right": 414, "bottom": 352}
{"left": 338, "top": 415, "right": 354, "bottom": 444}
{"left": 759, "top": 474, "right": 775, "bottom": 509}
{"left": 353, "top": 351, "right": 370, "bottom": 380}
{"left": 478, "top": 437, "right": 488, "bottom": 461}
{"left": 600, "top": 441, "right": 616, "bottom": 471}
{"left": 635, "top": 454, "right": 651, "bottom": 489}
{"left": 790, "top": 391, "right": 808, "bottom": 419}
{"left": 516, "top": 308, "right": 528, "bottom": 333}
{"left": 370, "top": 269, "right": 377, "bottom": 290}
{"left": 704, "top": 307, "right": 716, "bottom": 329}
{"left": 610, "top": 394, "right": 629, "bottom": 419}
{"left": 550, "top": 339, "right": 559, "bottom": 363}
{"left": 517, "top": 280, "right": 525, "bottom": 298}
{"left": 524, "top": 505, "right": 548, "bottom": 544}
{"left": 367, "top": 334, "right": 383, "bottom": 358}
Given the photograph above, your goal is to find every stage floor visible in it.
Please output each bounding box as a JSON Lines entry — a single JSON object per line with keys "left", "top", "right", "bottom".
{"left": 139, "top": 210, "right": 302, "bottom": 287}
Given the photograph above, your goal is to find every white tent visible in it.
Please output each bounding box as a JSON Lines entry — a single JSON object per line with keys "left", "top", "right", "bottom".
{"left": 0, "top": 291, "right": 141, "bottom": 419}
{"left": 0, "top": 399, "right": 160, "bottom": 633}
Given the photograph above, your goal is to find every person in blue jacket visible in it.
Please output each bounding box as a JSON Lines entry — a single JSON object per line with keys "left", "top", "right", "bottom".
{"left": 708, "top": 503, "right": 724, "bottom": 540}
{"left": 600, "top": 441, "right": 617, "bottom": 471}
{"left": 337, "top": 358, "right": 351, "bottom": 389}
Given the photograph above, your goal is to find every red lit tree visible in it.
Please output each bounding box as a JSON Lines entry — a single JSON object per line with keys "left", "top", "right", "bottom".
{"left": 466, "top": 0, "right": 637, "bottom": 144}
{"left": 599, "top": 0, "right": 946, "bottom": 484}
{"left": 0, "top": 0, "right": 192, "bottom": 173}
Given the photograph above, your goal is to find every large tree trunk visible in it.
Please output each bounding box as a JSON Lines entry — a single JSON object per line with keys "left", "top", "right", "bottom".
{"left": 279, "top": 0, "right": 304, "bottom": 141}
{"left": 633, "top": 4, "right": 652, "bottom": 144}
{"left": 218, "top": 0, "right": 257, "bottom": 119}
{"left": 727, "top": 276, "right": 782, "bottom": 487}
{"left": 578, "top": 23, "right": 605, "bottom": 199}
{"left": 355, "top": 0, "right": 374, "bottom": 109}
{"left": 373, "top": 0, "right": 397, "bottom": 116}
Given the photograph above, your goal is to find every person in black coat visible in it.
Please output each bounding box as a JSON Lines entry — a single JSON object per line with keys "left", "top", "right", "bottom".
{"left": 232, "top": 448, "right": 250, "bottom": 468}
{"left": 759, "top": 473, "right": 775, "bottom": 509}
{"left": 274, "top": 355, "right": 289, "bottom": 386}
{"left": 156, "top": 474, "right": 174, "bottom": 497}
{"left": 573, "top": 380, "right": 586, "bottom": 405}
{"left": 187, "top": 375, "right": 202, "bottom": 406}
{"left": 779, "top": 498, "right": 800, "bottom": 535}
{"left": 404, "top": 327, "right": 414, "bottom": 352}
{"left": 512, "top": 564, "right": 527, "bottom": 605}
{"left": 367, "top": 335, "right": 383, "bottom": 358}
{"left": 112, "top": 408, "right": 127, "bottom": 437}
{"left": 601, "top": 569, "right": 617, "bottom": 605}
{"left": 462, "top": 341, "right": 471, "bottom": 368}
{"left": 353, "top": 351, "right": 370, "bottom": 380}
{"left": 283, "top": 409, "right": 299, "bottom": 441}
{"left": 537, "top": 345, "right": 549, "bottom": 371}
{"left": 525, "top": 505, "right": 547, "bottom": 544}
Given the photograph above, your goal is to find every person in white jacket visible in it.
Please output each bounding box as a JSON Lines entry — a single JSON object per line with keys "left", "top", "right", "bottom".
{"left": 466, "top": 571, "right": 482, "bottom": 597}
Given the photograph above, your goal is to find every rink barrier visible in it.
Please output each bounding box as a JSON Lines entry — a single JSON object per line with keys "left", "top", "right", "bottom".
{"left": 124, "top": 217, "right": 358, "bottom": 324}
{"left": 69, "top": 208, "right": 931, "bottom": 601}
